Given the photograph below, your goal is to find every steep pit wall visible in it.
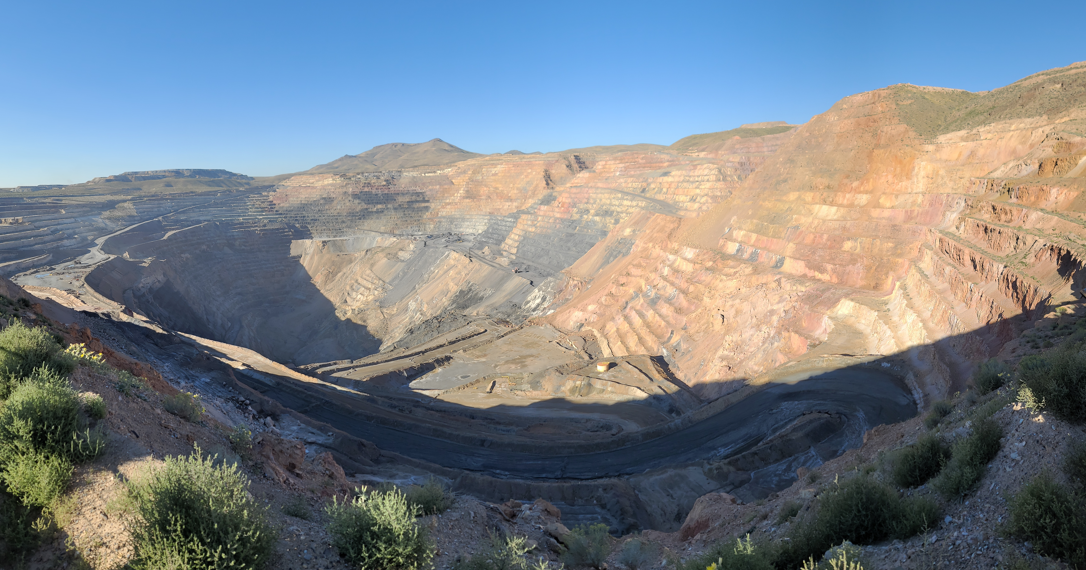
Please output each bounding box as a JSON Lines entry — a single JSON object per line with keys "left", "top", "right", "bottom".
{"left": 546, "top": 67, "right": 1086, "bottom": 402}
{"left": 263, "top": 140, "right": 787, "bottom": 277}
{"left": 85, "top": 222, "right": 382, "bottom": 365}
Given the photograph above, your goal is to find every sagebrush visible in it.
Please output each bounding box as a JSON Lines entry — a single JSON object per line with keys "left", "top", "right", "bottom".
{"left": 776, "top": 476, "right": 938, "bottom": 569}
{"left": 561, "top": 523, "right": 612, "bottom": 569}
{"left": 891, "top": 434, "right": 950, "bottom": 488}
{"left": 163, "top": 391, "right": 204, "bottom": 422}
{"left": 326, "top": 487, "right": 433, "bottom": 570}
{"left": 973, "top": 359, "right": 1008, "bottom": 395}
{"left": 405, "top": 477, "right": 454, "bottom": 516}
{"left": 932, "top": 418, "right": 1002, "bottom": 498}
{"left": 678, "top": 534, "right": 772, "bottom": 570}
{"left": 1006, "top": 472, "right": 1086, "bottom": 568}
{"left": 0, "top": 321, "right": 74, "bottom": 399}
{"left": 126, "top": 448, "right": 276, "bottom": 570}
{"left": 924, "top": 400, "right": 953, "bottom": 429}
{"left": 454, "top": 532, "right": 555, "bottom": 570}
{"left": 617, "top": 537, "right": 658, "bottom": 570}
{"left": 1017, "top": 344, "right": 1086, "bottom": 423}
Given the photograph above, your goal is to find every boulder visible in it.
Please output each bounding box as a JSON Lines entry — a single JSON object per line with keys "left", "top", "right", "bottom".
{"left": 533, "top": 498, "right": 562, "bottom": 520}
{"left": 679, "top": 492, "right": 738, "bottom": 541}
{"left": 546, "top": 522, "right": 570, "bottom": 543}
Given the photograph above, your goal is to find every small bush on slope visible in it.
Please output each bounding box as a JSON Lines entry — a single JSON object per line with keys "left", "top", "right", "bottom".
{"left": 281, "top": 494, "right": 311, "bottom": 520}
{"left": 455, "top": 532, "right": 557, "bottom": 570}
{"left": 0, "top": 450, "right": 72, "bottom": 509}
{"left": 0, "top": 377, "right": 82, "bottom": 462}
{"left": 775, "top": 476, "right": 939, "bottom": 569}
{"left": 891, "top": 434, "right": 951, "bottom": 488}
{"left": 0, "top": 325, "right": 106, "bottom": 562}
{"left": 126, "top": 448, "right": 276, "bottom": 570}
{"left": 1018, "top": 344, "right": 1086, "bottom": 423}
{"left": 677, "top": 535, "right": 773, "bottom": 570}
{"left": 1065, "top": 440, "right": 1086, "bottom": 488}
{"left": 326, "top": 487, "right": 432, "bottom": 570}
{"left": 932, "top": 419, "right": 1002, "bottom": 498}
{"left": 0, "top": 492, "right": 41, "bottom": 559}
{"left": 974, "top": 359, "right": 1009, "bottom": 395}
{"left": 924, "top": 400, "right": 954, "bottom": 429}
{"left": 82, "top": 391, "right": 107, "bottom": 420}
{"left": 774, "top": 500, "right": 803, "bottom": 524}
{"left": 617, "top": 537, "right": 658, "bottom": 570}
{"left": 0, "top": 322, "right": 74, "bottom": 400}
{"left": 1006, "top": 472, "right": 1086, "bottom": 568}
{"left": 229, "top": 424, "right": 253, "bottom": 459}
{"left": 561, "top": 523, "right": 612, "bottom": 569}
{"left": 404, "top": 476, "right": 454, "bottom": 516}
{"left": 163, "top": 391, "right": 204, "bottom": 422}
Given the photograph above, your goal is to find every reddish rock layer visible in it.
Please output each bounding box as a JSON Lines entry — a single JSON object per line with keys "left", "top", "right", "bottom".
{"left": 546, "top": 62, "right": 1086, "bottom": 403}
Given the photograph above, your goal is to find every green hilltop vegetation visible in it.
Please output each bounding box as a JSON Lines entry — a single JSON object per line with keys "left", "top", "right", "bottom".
{"left": 890, "top": 60, "right": 1086, "bottom": 140}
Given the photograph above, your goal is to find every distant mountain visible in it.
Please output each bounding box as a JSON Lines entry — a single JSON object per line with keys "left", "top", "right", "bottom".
{"left": 308, "top": 139, "right": 480, "bottom": 174}
{"left": 41, "top": 168, "right": 259, "bottom": 197}
{"left": 87, "top": 169, "right": 252, "bottom": 184}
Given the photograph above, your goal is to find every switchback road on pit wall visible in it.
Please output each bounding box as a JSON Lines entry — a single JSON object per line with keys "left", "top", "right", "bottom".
{"left": 242, "top": 367, "right": 916, "bottom": 480}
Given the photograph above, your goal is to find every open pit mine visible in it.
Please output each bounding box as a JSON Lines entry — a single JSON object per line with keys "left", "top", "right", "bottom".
{"left": 4, "top": 61, "right": 1086, "bottom": 534}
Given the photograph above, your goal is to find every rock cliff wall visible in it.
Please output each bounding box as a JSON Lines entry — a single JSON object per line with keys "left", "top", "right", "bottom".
{"left": 546, "top": 62, "right": 1086, "bottom": 403}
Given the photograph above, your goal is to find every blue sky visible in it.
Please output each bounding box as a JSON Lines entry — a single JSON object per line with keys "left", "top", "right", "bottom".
{"left": 2, "top": 0, "right": 1084, "bottom": 187}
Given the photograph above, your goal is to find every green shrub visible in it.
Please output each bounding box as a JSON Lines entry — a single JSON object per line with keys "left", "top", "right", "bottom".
{"left": 560, "top": 523, "right": 612, "bottom": 569}
{"left": 229, "top": 424, "right": 253, "bottom": 458}
{"left": 775, "top": 500, "right": 803, "bottom": 524}
{"left": 1018, "top": 346, "right": 1086, "bottom": 423}
{"left": 678, "top": 534, "right": 773, "bottom": 570}
{"left": 0, "top": 378, "right": 82, "bottom": 462}
{"left": 1006, "top": 472, "right": 1086, "bottom": 568}
{"left": 126, "top": 448, "right": 276, "bottom": 570}
{"left": 455, "top": 532, "right": 555, "bottom": 570}
{"left": 163, "top": 391, "right": 204, "bottom": 422}
{"left": 1064, "top": 440, "right": 1086, "bottom": 488}
{"left": 974, "top": 360, "right": 1008, "bottom": 395}
{"left": 115, "top": 371, "right": 149, "bottom": 398}
{"left": 0, "top": 492, "right": 41, "bottom": 560}
{"left": 776, "top": 477, "right": 938, "bottom": 569}
{"left": 82, "top": 392, "right": 107, "bottom": 420}
{"left": 924, "top": 400, "right": 953, "bottom": 430}
{"left": 0, "top": 450, "right": 72, "bottom": 509}
{"left": 617, "top": 537, "right": 658, "bottom": 570}
{"left": 326, "top": 487, "right": 433, "bottom": 570}
{"left": 812, "top": 477, "right": 936, "bottom": 543}
{"left": 891, "top": 434, "right": 950, "bottom": 488}
{"left": 0, "top": 322, "right": 74, "bottom": 400}
{"left": 932, "top": 419, "right": 1003, "bottom": 498}
{"left": 281, "top": 494, "right": 311, "bottom": 520}
{"left": 405, "top": 477, "right": 454, "bottom": 516}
